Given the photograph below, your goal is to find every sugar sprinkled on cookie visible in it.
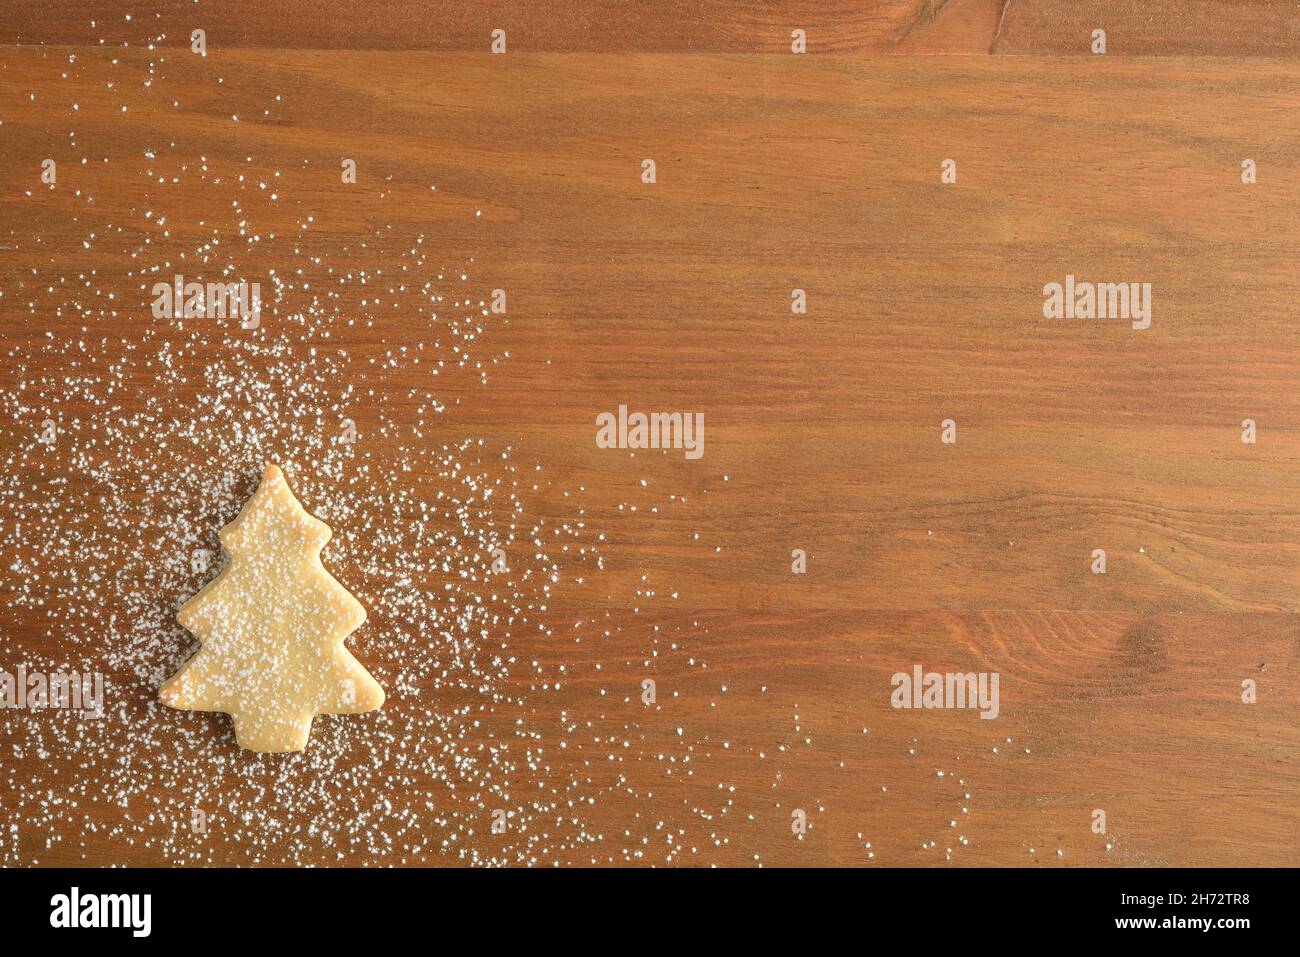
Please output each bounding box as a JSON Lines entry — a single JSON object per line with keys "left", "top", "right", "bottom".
{"left": 160, "top": 464, "right": 384, "bottom": 752}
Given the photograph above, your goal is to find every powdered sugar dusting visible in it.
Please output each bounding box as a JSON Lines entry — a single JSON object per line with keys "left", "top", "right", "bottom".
{"left": 0, "top": 35, "right": 606, "bottom": 866}
{"left": 0, "top": 21, "right": 749, "bottom": 868}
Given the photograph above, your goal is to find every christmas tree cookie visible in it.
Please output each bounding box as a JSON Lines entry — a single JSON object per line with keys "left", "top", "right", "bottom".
{"left": 159, "top": 464, "right": 384, "bottom": 752}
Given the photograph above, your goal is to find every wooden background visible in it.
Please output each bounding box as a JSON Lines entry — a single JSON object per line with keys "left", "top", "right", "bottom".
{"left": 1, "top": 2, "right": 1298, "bottom": 866}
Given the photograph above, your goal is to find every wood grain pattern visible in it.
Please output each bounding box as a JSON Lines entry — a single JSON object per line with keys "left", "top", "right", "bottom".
{"left": 995, "top": 0, "right": 1300, "bottom": 55}
{"left": 7, "top": 1, "right": 1300, "bottom": 54}
{"left": 1, "top": 9, "right": 1298, "bottom": 867}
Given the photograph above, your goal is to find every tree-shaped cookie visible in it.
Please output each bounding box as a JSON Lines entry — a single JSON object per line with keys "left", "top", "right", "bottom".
{"left": 159, "top": 464, "right": 384, "bottom": 752}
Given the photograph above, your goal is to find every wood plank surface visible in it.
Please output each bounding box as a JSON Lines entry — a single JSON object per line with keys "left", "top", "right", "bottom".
{"left": 6, "top": 1, "right": 1300, "bottom": 54}
{"left": 0, "top": 7, "right": 1297, "bottom": 867}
